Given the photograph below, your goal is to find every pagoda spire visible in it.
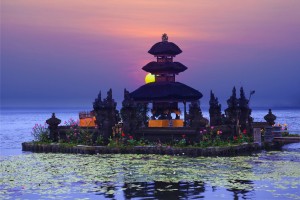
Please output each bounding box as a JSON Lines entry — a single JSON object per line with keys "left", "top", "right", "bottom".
{"left": 162, "top": 33, "right": 168, "bottom": 42}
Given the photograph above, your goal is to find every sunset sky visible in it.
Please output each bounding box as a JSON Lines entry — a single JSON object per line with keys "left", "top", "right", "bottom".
{"left": 1, "top": 0, "right": 300, "bottom": 109}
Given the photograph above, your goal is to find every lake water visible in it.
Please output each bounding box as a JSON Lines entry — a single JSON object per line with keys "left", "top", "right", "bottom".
{"left": 0, "top": 108, "right": 300, "bottom": 199}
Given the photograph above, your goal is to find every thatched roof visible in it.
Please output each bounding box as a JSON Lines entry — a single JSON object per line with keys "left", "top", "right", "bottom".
{"left": 142, "top": 61, "right": 187, "bottom": 74}
{"left": 148, "top": 41, "right": 182, "bottom": 56}
{"left": 130, "top": 82, "right": 202, "bottom": 102}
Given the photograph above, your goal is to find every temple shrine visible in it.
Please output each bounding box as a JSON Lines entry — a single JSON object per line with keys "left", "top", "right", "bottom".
{"left": 44, "top": 34, "right": 280, "bottom": 144}
{"left": 130, "top": 33, "right": 202, "bottom": 127}
{"left": 75, "top": 34, "right": 255, "bottom": 141}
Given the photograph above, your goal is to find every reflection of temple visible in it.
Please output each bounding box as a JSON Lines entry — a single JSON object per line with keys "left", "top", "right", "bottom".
{"left": 123, "top": 181, "right": 205, "bottom": 200}
{"left": 130, "top": 34, "right": 202, "bottom": 128}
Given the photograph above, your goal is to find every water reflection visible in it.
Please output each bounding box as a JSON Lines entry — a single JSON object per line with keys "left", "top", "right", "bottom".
{"left": 90, "top": 181, "right": 258, "bottom": 199}
{"left": 227, "top": 180, "right": 254, "bottom": 200}
{"left": 1, "top": 152, "right": 300, "bottom": 200}
{"left": 91, "top": 181, "right": 205, "bottom": 199}
{"left": 124, "top": 181, "right": 205, "bottom": 199}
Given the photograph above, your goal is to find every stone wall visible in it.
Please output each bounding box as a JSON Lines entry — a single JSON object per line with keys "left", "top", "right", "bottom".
{"left": 22, "top": 142, "right": 282, "bottom": 157}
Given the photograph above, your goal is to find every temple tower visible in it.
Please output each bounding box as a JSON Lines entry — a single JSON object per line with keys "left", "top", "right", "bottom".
{"left": 130, "top": 34, "right": 202, "bottom": 127}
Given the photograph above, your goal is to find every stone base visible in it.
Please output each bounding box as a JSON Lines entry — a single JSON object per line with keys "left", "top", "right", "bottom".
{"left": 21, "top": 142, "right": 282, "bottom": 157}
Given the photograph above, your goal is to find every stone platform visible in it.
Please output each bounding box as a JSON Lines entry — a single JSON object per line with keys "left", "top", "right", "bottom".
{"left": 22, "top": 142, "right": 282, "bottom": 157}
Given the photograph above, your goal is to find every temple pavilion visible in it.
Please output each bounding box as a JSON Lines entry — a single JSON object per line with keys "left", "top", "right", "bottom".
{"left": 130, "top": 34, "right": 202, "bottom": 127}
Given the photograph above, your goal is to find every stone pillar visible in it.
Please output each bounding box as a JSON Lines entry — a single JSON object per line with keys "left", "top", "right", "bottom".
{"left": 183, "top": 101, "right": 187, "bottom": 127}
{"left": 46, "top": 113, "right": 61, "bottom": 142}
{"left": 272, "top": 126, "right": 282, "bottom": 137}
{"left": 264, "top": 126, "right": 273, "bottom": 143}
{"left": 253, "top": 128, "right": 262, "bottom": 146}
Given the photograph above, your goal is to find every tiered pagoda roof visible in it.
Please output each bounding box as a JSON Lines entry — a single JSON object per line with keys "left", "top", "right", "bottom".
{"left": 131, "top": 82, "right": 202, "bottom": 102}
{"left": 148, "top": 41, "right": 182, "bottom": 56}
{"left": 130, "top": 33, "right": 202, "bottom": 103}
{"left": 148, "top": 33, "right": 182, "bottom": 56}
{"left": 142, "top": 34, "right": 187, "bottom": 75}
{"left": 142, "top": 61, "right": 187, "bottom": 74}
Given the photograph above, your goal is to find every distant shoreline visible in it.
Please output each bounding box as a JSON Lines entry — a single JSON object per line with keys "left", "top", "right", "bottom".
{"left": 2, "top": 106, "right": 300, "bottom": 111}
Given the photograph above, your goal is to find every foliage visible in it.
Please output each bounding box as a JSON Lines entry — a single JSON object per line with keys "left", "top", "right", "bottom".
{"left": 198, "top": 127, "right": 225, "bottom": 147}
{"left": 108, "top": 137, "right": 120, "bottom": 147}
{"left": 231, "top": 129, "right": 252, "bottom": 144}
{"left": 31, "top": 123, "right": 50, "bottom": 142}
{"left": 127, "top": 136, "right": 138, "bottom": 146}
{"left": 175, "top": 135, "right": 187, "bottom": 147}
{"left": 64, "top": 118, "right": 79, "bottom": 144}
{"left": 34, "top": 118, "right": 258, "bottom": 148}
{"left": 195, "top": 127, "right": 254, "bottom": 148}
{"left": 78, "top": 127, "right": 93, "bottom": 145}
{"left": 64, "top": 118, "right": 93, "bottom": 145}
{"left": 108, "top": 131, "right": 147, "bottom": 147}
{"left": 95, "top": 135, "right": 105, "bottom": 145}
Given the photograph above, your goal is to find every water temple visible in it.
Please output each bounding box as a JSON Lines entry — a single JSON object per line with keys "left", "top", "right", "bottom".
{"left": 25, "top": 33, "right": 299, "bottom": 154}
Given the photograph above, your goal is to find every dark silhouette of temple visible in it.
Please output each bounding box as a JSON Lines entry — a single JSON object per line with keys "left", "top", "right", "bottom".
{"left": 98, "top": 33, "right": 206, "bottom": 142}
{"left": 91, "top": 34, "right": 255, "bottom": 142}
{"left": 130, "top": 33, "right": 203, "bottom": 127}
{"left": 46, "top": 34, "right": 276, "bottom": 144}
{"left": 209, "top": 87, "right": 254, "bottom": 136}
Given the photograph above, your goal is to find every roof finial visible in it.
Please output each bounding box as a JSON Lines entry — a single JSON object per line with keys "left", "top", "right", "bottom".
{"left": 162, "top": 33, "right": 168, "bottom": 42}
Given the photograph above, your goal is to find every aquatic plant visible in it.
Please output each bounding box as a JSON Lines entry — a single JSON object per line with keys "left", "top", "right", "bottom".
{"left": 1, "top": 151, "right": 300, "bottom": 199}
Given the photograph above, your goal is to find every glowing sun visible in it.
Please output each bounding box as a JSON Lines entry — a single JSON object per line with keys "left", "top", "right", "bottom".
{"left": 145, "top": 73, "right": 155, "bottom": 84}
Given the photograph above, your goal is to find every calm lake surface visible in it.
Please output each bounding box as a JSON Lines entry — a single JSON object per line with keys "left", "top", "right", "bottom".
{"left": 0, "top": 108, "right": 300, "bottom": 199}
